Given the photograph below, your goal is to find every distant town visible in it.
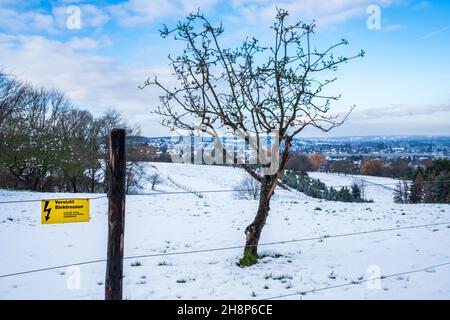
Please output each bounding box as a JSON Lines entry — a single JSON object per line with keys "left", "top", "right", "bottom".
{"left": 130, "top": 135, "right": 450, "bottom": 159}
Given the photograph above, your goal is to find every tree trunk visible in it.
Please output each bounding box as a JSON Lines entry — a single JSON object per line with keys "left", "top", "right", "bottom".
{"left": 243, "top": 175, "right": 276, "bottom": 258}
{"left": 241, "top": 137, "right": 291, "bottom": 265}
{"left": 71, "top": 177, "right": 78, "bottom": 193}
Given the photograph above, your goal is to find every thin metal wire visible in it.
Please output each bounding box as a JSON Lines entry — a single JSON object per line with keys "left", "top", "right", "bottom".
{"left": 263, "top": 261, "right": 450, "bottom": 300}
{"left": 130, "top": 189, "right": 260, "bottom": 196}
{"left": 0, "top": 195, "right": 107, "bottom": 204}
{"left": 121, "top": 221, "right": 450, "bottom": 259}
{"left": 0, "top": 220, "right": 448, "bottom": 279}
{"left": 0, "top": 179, "right": 448, "bottom": 204}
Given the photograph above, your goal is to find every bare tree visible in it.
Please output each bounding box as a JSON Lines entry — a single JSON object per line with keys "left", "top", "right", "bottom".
{"left": 1, "top": 72, "right": 143, "bottom": 193}
{"left": 142, "top": 9, "right": 363, "bottom": 265}
{"left": 149, "top": 173, "right": 163, "bottom": 190}
{"left": 234, "top": 175, "right": 260, "bottom": 200}
{"left": 0, "top": 71, "right": 25, "bottom": 128}
{"left": 286, "top": 151, "right": 312, "bottom": 173}
{"left": 97, "top": 109, "right": 144, "bottom": 193}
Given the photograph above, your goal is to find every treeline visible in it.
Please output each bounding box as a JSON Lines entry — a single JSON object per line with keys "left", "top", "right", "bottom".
{"left": 286, "top": 150, "right": 433, "bottom": 180}
{"left": 394, "top": 159, "right": 450, "bottom": 204}
{"left": 328, "top": 156, "right": 420, "bottom": 179}
{"left": 280, "top": 170, "right": 371, "bottom": 203}
{"left": 359, "top": 157, "right": 413, "bottom": 178}
{"left": 285, "top": 152, "right": 327, "bottom": 172}
{"left": 0, "top": 72, "right": 144, "bottom": 193}
{"left": 127, "top": 140, "right": 172, "bottom": 162}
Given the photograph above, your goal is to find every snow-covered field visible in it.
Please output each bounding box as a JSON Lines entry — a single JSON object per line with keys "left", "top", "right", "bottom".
{"left": 1, "top": 162, "right": 450, "bottom": 299}
{"left": 308, "top": 172, "right": 401, "bottom": 204}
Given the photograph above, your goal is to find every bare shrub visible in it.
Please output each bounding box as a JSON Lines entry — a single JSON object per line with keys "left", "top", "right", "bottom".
{"left": 149, "top": 173, "right": 163, "bottom": 190}
{"left": 233, "top": 176, "right": 260, "bottom": 200}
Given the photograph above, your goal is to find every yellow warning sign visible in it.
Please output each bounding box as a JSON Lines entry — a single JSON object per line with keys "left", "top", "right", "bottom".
{"left": 41, "top": 199, "right": 90, "bottom": 224}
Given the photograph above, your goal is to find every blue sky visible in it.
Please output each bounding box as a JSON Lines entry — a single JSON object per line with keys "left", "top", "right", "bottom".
{"left": 0, "top": 0, "right": 449, "bottom": 137}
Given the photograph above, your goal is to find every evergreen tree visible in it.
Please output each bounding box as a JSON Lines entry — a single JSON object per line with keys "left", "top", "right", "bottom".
{"left": 394, "top": 181, "right": 404, "bottom": 203}
{"left": 402, "top": 180, "right": 409, "bottom": 203}
{"left": 409, "top": 171, "right": 424, "bottom": 203}
{"left": 407, "top": 159, "right": 449, "bottom": 204}
{"left": 351, "top": 183, "right": 362, "bottom": 202}
{"left": 329, "top": 187, "right": 338, "bottom": 201}
{"left": 432, "top": 172, "right": 449, "bottom": 203}
{"left": 422, "top": 174, "right": 435, "bottom": 203}
{"left": 280, "top": 170, "right": 370, "bottom": 203}
{"left": 338, "top": 187, "right": 353, "bottom": 202}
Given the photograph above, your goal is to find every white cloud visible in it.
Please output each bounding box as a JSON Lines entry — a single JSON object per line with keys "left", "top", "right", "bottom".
{"left": 0, "top": 2, "right": 109, "bottom": 34}
{"left": 31, "top": 13, "right": 55, "bottom": 31}
{"left": 0, "top": 34, "right": 172, "bottom": 135}
{"left": 182, "top": 0, "right": 220, "bottom": 13}
{"left": 82, "top": 4, "right": 110, "bottom": 27}
{"left": 354, "top": 104, "right": 450, "bottom": 119}
{"left": 302, "top": 103, "right": 450, "bottom": 137}
{"left": 229, "top": 0, "right": 400, "bottom": 28}
{"left": 0, "top": 8, "right": 57, "bottom": 33}
{"left": 57, "top": 0, "right": 92, "bottom": 3}
{"left": 108, "top": 0, "right": 177, "bottom": 27}
{"left": 383, "top": 23, "right": 402, "bottom": 32}
{"left": 108, "top": 0, "right": 219, "bottom": 27}
{"left": 0, "top": 0, "right": 445, "bottom": 137}
{"left": 1, "top": 31, "right": 447, "bottom": 137}
{"left": 66, "top": 37, "right": 101, "bottom": 51}
{"left": 1, "top": 0, "right": 395, "bottom": 34}
{"left": 52, "top": 4, "right": 110, "bottom": 30}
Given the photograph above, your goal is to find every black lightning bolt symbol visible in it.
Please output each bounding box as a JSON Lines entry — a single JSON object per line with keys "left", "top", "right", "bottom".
{"left": 44, "top": 200, "right": 51, "bottom": 221}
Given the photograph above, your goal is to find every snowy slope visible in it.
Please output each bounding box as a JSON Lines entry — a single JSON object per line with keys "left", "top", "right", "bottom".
{"left": 0, "top": 163, "right": 449, "bottom": 299}
{"left": 308, "top": 172, "right": 402, "bottom": 204}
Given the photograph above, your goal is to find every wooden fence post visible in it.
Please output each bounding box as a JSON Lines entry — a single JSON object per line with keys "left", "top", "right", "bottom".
{"left": 105, "top": 128, "right": 126, "bottom": 300}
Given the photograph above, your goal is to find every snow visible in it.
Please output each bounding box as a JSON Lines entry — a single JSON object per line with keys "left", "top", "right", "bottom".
{"left": 308, "top": 172, "right": 402, "bottom": 204}
{"left": 0, "top": 162, "right": 449, "bottom": 299}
